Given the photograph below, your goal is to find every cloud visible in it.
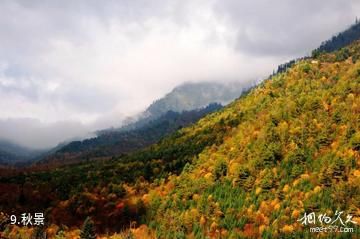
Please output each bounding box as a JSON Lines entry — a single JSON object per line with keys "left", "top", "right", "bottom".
{"left": 214, "top": 0, "right": 360, "bottom": 57}
{"left": 0, "top": 118, "right": 91, "bottom": 149}
{"left": 0, "top": 0, "right": 358, "bottom": 148}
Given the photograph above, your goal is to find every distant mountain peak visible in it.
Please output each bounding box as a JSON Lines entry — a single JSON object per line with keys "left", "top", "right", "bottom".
{"left": 145, "top": 81, "right": 252, "bottom": 119}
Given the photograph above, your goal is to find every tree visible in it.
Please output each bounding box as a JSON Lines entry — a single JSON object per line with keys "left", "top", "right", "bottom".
{"left": 80, "top": 217, "right": 97, "bottom": 239}
{"left": 350, "top": 132, "right": 360, "bottom": 151}
{"left": 261, "top": 169, "right": 275, "bottom": 191}
{"left": 234, "top": 166, "right": 255, "bottom": 191}
{"left": 54, "top": 230, "right": 66, "bottom": 239}
{"left": 214, "top": 159, "right": 227, "bottom": 180}
{"left": 31, "top": 225, "right": 47, "bottom": 239}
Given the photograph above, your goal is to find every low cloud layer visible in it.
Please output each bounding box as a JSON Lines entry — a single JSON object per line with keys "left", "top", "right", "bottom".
{"left": 0, "top": 118, "right": 91, "bottom": 149}
{"left": 0, "top": 0, "right": 359, "bottom": 149}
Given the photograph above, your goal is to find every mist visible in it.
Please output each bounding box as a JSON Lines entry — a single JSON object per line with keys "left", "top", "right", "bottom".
{"left": 0, "top": 0, "right": 359, "bottom": 149}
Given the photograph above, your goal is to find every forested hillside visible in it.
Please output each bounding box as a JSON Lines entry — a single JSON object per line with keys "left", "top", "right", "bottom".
{"left": 0, "top": 140, "right": 43, "bottom": 166}
{"left": 37, "top": 103, "right": 222, "bottom": 166}
{"left": 144, "top": 40, "right": 360, "bottom": 238}
{"left": 1, "top": 38, "right": 360, "bottom": 239}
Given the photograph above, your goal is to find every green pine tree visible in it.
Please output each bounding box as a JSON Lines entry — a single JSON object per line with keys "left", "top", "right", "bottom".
{"left": 54, "top": 230, "right": 66, "bottom": 239}
{"left": 31, "top": 225, "right": 47, "bottom": 239}
{"left": 80, "top": 217, "right": 97, "bottom": 239}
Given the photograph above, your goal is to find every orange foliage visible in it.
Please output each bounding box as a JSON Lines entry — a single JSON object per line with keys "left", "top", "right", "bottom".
{"left": 281, "top": 224, "right": 294, "bottom": 234}
{"left": 242, "top": 223, "right": 257, "bottom": 238}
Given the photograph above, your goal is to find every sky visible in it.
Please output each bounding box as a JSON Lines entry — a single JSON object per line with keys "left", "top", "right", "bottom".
{"left": 0, "top": 0, "right": 359, "bottom": 149}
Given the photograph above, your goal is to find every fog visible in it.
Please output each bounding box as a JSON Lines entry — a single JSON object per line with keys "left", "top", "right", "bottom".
{"left": 0, "top": 0, "right": 359, "bottom": 149}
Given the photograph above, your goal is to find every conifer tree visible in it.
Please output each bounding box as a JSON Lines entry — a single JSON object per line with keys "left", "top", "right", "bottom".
{"left": 31, "top": 225, "right": 47, "bottom": 239}
{"left": 80, "top": 217, "right": 97, "bottom": 239}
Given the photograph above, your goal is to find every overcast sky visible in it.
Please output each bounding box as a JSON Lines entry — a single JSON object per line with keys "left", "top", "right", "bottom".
{"left": 0, "top": 0, "right": 359, "bottom": 149}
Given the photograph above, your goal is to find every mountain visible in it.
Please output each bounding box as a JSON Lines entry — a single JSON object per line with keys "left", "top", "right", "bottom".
{"left": 0, "top": 140, "right": 43, "bottom": 166}
{"left": 144, "top": 81, "right": 251, "bottom": 119}
{"left": 0, "top": 150, "right": 18, "bottom": 165}
{"left": 36, "top": 103, "right": 223, "bottom": 166}
{"left": 40, "top": 81, "right": 252, "bottom": 166}
{"left": 1, "top": 38, "right": 359, "bottom": 238}
{"left": 144, "top": 42, "right": 360, "bottom": 238}
{"left": 114, "top": 81, "right": 252, "bottom": 132}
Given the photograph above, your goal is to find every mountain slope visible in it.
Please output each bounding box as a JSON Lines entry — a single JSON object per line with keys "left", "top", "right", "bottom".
{"left": 144, "top": 41, "right": 360, "bottom": 238}
{"left": 0, "top": 140, "right": 43, "bottom": 166}
{"left": 36, "top": 103, "right": 222, "bottom": 166}
{"left": 40, "top": 81, "right": 251, "bottom": 166}
{"left": 98, "top": 81, "right": 250, "bottom": 134}
{"left": 111, "top": 81, "right": 250, "bottom": 133}
{"left": 144, "top": 81, "right": 250, "bottom": 120}
{"left": 0, "top": 150, "right": 18, "bottom": 165}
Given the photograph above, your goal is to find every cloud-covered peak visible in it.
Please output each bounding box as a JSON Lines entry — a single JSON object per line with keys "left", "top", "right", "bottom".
{"left": 0, "top": 0, "right": 359, "bottom": 148}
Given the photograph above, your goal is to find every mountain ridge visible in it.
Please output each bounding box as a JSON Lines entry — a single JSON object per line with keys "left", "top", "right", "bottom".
{"left": 108, "top": 81, "right": 252, "bottom": 133}
{"left": 0, "top": 140, "right": 44, "bottom": 166}
{"left": 35, "top": 103, "right": 223, "bottom": 167}
{"left": 36, "top": 80, "right": 252, "bottom": 167}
